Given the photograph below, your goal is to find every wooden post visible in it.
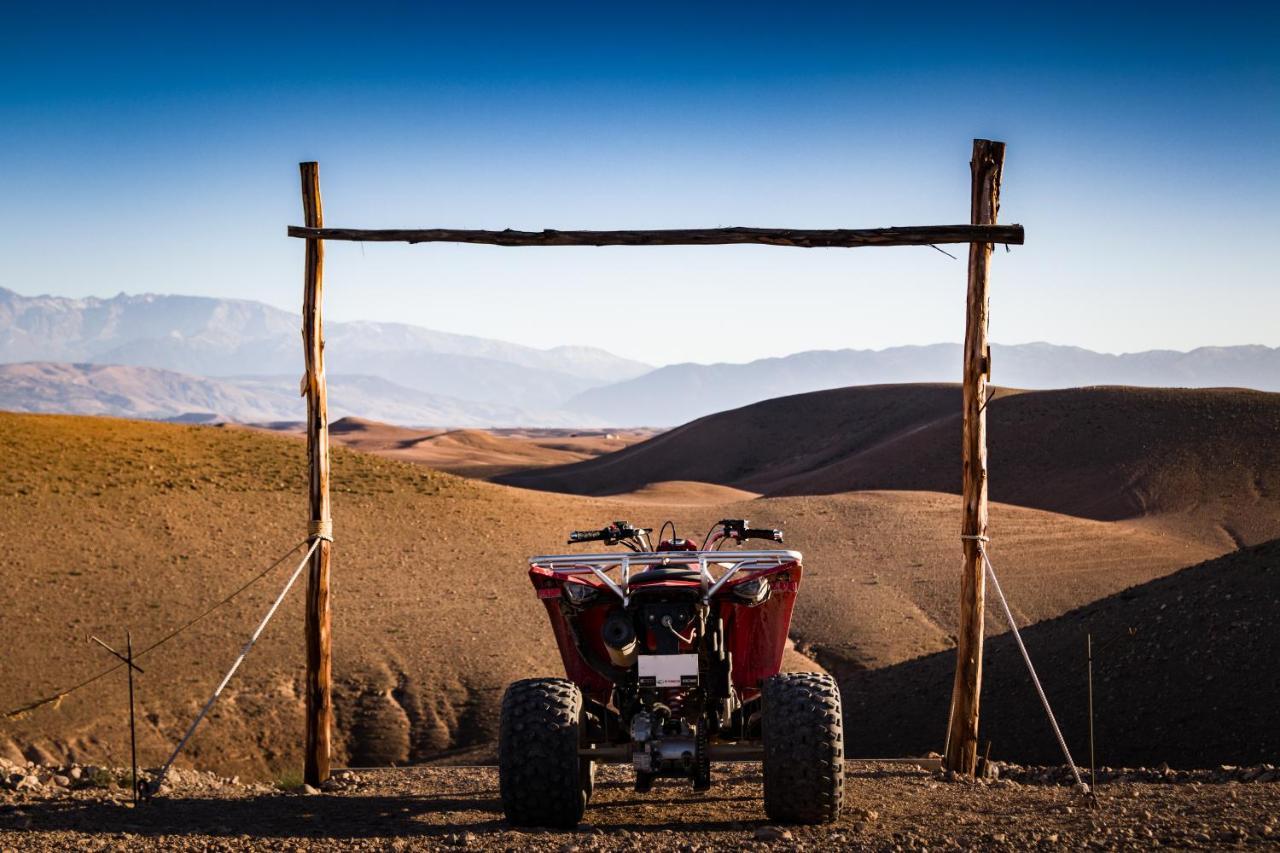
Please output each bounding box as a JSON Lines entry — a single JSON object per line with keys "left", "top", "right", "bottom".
{"left": 299, "top": 161, "right": 333, "bottom": 786}
{"left": 944, "top": 139, "right": 1005, "bottom": 775}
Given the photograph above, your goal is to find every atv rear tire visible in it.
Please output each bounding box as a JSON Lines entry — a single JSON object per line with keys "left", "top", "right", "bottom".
{"left": 761, "top": 672, "right": 844, "bottom": 824}
{"left": 498, "top": 678, "right": 591, "bottom": 828}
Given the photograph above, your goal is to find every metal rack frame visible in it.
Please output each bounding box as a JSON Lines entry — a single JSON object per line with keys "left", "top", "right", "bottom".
{"left": 529, "top": 550, "right": 802, "bottom": 605}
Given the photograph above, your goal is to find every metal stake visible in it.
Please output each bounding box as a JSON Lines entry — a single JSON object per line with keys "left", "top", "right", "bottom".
{"left": 127, "top": 632, "right": 138, "bottom": 806}
{"left": 1087, "top": 633, "right": 1096, "bottom": 795}
{"left": 89, "top": 634, "right": 145, "bottom": 806}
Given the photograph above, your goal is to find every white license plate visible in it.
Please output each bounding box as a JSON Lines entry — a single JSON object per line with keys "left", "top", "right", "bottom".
{"left": 637, "top": 654, "right": 699, "bottom": 687}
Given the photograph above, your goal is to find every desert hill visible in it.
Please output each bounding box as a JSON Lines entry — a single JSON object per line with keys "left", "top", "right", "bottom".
{"left": 0, "top": 412, "right": 1220, "bottom": 778}
{"left": 248, "top": 416, "right": 655, "bottom": 479}
{"left": 504, "top": 384, "right": 1280, "bottom": 548}
{"left": 842, "top": 538, "right": 1280, "bottom": 767}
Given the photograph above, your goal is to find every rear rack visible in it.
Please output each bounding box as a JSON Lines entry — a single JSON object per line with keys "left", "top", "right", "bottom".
{"left": 528, "top": 550, "right": 802, "bottom": 605}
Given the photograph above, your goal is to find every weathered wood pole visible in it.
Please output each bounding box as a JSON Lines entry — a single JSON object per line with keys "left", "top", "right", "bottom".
{"left": 285, "top": 223, "right": 1024, "bottom": 248}
{"left": 299, "top": 161, "right": 333, "bottom": 786}
{"left": 944, "top": 139, "right": 1005, "bottom": 775}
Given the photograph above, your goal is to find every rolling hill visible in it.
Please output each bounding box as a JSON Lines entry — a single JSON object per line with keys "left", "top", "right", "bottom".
{"left": 842, "top": 538, "right": 1280, "bottom": 768}
{"left": 0, "top": 412, "right": 1222, "bottom": 777}
{"left": 504, "top": 384, "right": 1280, "bottom": 548}
{"left": 252, "top": 416, "right": 655, "bottom": 479}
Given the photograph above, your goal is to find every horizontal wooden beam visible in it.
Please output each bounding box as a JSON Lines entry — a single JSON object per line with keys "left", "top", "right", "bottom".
{"left": 286, "top": 223, "right": 1023, "bottom": 248}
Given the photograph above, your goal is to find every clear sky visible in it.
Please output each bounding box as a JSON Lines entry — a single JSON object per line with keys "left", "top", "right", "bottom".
{"left": 1, "top": 2, "right": 1276, "bottom": 366}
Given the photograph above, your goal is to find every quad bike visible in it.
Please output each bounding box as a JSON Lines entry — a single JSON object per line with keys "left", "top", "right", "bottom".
{"left": 498, "top": 519, "right": 844, "bottom": 828}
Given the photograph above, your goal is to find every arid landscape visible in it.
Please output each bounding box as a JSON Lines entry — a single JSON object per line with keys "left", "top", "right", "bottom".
{"left": 2, "top": 382, "right": 1276, "bottom": 782}
{"left": 5, "top": 7, "right": 1279, "bottom": 846}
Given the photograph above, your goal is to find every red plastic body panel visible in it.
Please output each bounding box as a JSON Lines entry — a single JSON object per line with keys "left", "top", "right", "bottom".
{"left": 723, "top": 562, "right": 801, "bottom": 699}
{"left": 530, "top": 568, "right": 615, "bottom": 702}
{"left": 528, "top": 559, "right": 802, "bottom": 703}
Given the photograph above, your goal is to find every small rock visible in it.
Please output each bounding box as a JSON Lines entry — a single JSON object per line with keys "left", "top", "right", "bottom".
{"left": 69, "top": 767, "right": 83, "bottom": 780}
{"left": 300, "top": 783, "right": 320, "bottom": 795}
{"left": 51, "top": 775, "right": 70, "bottom": 787}
{"left": 753, "top": 825, "right": 793, "bottom": 842}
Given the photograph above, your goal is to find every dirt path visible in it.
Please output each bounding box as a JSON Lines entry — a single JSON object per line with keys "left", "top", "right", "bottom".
{"left": 3, "top": 763, "right": 1276, "bottom": 851}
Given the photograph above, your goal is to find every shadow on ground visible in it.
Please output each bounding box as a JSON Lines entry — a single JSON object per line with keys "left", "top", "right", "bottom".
{"left": 0, "top": 777, "right": 769, "bottom": 840}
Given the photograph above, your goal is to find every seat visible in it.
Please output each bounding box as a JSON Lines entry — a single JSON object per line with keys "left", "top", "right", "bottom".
{"left": 630, "top": 565, "right": 701, "bottom": 584}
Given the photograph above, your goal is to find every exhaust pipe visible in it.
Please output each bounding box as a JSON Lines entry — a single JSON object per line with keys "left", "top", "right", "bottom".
{"left": 602, "top": 612, "right": 637, "bottom": 667}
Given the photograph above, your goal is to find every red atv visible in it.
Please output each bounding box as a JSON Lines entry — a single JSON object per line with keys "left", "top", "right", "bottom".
{"left": 499, "top": 519, "right": 844, "bottom": 827}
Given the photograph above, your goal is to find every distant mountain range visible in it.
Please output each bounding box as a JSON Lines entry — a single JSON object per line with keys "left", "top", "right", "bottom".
{"left": 0, "top": 362, "right": 597, "bottom": 426}
{"left": 0, "top": 286, "right": 650, "bottom": 424}
{"left": 0, "top": 287, "right": 649, "bottom": 412}
{"left": 2, "top": 287, "right": 1278, "bottom": 426}
{"left": 567, "top": 343, "right": 1280, "bottom": 425}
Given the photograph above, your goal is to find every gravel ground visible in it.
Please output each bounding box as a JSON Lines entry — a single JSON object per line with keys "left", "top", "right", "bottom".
{"left": 2, "top": 762, "right": 1278, "bottom": 851}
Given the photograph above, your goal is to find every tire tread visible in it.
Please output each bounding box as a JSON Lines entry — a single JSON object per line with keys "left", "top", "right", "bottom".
{"left": 498, "top": 678, "right": 586, "bottom": 828}
{"left": 761, "top": 671, "right": 845, "bottom": 824}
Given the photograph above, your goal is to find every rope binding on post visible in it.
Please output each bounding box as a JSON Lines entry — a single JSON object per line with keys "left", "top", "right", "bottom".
{"left": 308, "top": 519, "right": 334, "bottom": 542}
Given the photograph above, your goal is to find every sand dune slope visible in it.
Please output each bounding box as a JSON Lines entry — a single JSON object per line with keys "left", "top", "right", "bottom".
{"left": 502, "top": 384, "right": 1280, "bottom": 548}
{"left": 841, "top": 538, "right": 1280, "bottom": 767}
{"left": 245, "top": 416, "right": 651, "bottom": 478}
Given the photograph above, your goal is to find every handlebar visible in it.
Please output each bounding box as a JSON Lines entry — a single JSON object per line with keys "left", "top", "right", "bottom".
{"left": 569, "top": 519, "right": 781, "bottom": 550}
{"left": 716, "top": 519, "right": 784, "bottom": 545}
{"left": 568, "top": 521, "right": 652, "bottom": 546}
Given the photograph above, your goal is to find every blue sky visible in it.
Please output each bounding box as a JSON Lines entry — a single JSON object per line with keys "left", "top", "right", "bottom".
{"left": 1, "top": 2, "right": 1277, "bottom": 365}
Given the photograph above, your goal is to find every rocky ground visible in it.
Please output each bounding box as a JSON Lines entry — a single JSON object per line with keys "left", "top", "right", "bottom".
{"left": 2, "top": 759, "right": 1277, "bottom": 851}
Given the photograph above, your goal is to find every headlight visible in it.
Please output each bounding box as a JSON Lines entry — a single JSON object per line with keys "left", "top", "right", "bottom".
{"left": 564, "top": 581, "right": 600, "bottom": 605}
{"left": 732, "top": 576, "right": 771, "bottom": 606}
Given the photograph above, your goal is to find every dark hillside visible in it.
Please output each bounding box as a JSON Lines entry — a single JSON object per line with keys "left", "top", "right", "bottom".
{"left": 841, "top": 539, "right": 1280, "bottom": 767}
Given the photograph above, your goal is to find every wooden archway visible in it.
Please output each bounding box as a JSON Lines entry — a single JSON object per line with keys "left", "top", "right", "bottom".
{"left": 289, "top": 139, "right": 1016, "bottom": 784}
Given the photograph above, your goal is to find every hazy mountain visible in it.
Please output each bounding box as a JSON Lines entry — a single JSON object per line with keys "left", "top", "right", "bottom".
{"left": 0, "top": 363, "right": 602, "bottom": 427}
{"left": 0, "top": 287, "right": 649, "bottom": 409}
{"left": 567, "top": 342, "right": 1280, "bottom": 425}
{"left": 8, "top": 288, "right": 1278, "bottom": 429}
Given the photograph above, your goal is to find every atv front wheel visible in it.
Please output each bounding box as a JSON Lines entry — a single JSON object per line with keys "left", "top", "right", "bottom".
{"left": 498, "top": 678, "right": 591, "bottom": 828}
{"left": 761, "top": 672, "right": 844, "bottom": 823}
